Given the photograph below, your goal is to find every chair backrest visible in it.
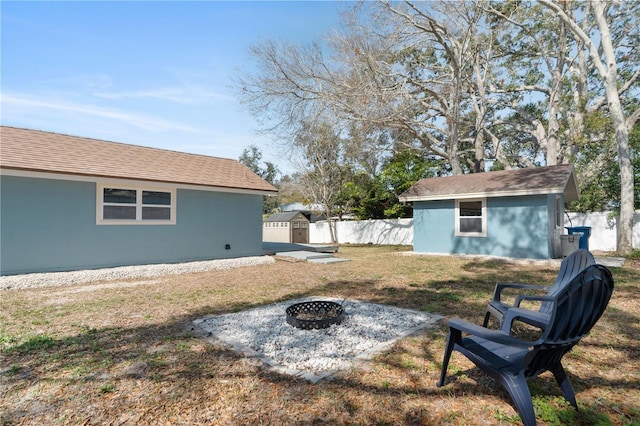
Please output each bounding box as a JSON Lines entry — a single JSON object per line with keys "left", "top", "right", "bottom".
{"left": 525, "top": 264, "right": 614, "bottom": 378}
{"left": 540, "top": 249, "right": 596, "bottom": 315}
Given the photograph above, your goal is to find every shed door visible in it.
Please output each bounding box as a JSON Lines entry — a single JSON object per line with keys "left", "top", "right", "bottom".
{"left": 292, "top": 221, "right": 308, "bottom": 244}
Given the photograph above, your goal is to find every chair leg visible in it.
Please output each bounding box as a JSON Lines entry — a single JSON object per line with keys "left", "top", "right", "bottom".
{"left": 551, "top": 364, "right": 578, "bottom": 410}
{"left": 500, "top": 372, "right": 537, "bottom": 426}
{"left": 436, "top": 329, "right": 457, "bottom": 387}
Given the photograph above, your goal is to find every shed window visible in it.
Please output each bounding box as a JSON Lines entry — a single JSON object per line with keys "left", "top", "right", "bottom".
{"left": 98, "top": 184, "right": 175, "bottom": 225}
{"left": 455, "top": 198, "right": 486, "bottom": 237}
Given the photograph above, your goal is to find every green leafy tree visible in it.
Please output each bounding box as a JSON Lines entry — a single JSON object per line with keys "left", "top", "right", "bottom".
{"left": 345, "top": 149, "right": 441, "bottom": 219}
{"left": 239, "top": 145, "right": 280, "bottom": 185}
{"left": 567, "top": 111, "right": 618, "bottom": 212}
{"left": 239, "top": 145, "right": 281, "bottom": 214}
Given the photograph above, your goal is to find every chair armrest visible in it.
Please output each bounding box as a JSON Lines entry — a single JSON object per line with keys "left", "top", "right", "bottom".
{"left": 513, "top": 294, "right": 555, "bottom": 308}
{"left": 491, "top": 282, "right": 548, "bottom": 303}
{"left": 501, "top": 307, "right": 552, "bottom": 332}
{"left": 448, "top": 318, "right": 533, "bottom": 348}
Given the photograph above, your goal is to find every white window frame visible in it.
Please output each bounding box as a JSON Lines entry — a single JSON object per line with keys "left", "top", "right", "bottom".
{"left": 455, "top": 198, "right": 487, "bottom": 237}
{"left": 97, "top": 183, "right": 176, "bottom": 225}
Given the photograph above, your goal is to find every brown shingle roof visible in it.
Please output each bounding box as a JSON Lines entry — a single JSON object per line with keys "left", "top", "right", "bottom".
{"left": 399, "top": 165, "right": 579, "bottom": 202}
{"left": 0, "top": 126, "right": 278, "bottom": 194}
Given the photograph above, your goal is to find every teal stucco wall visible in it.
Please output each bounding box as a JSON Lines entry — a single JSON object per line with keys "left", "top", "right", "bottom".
{"left": 412, "top": 195, "right": 552, "bottom": 259}
{"left": 0, "top": 175, "right": 265, "bottom": 275}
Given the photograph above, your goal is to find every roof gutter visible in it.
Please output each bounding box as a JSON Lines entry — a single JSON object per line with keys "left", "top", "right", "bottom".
{"left": 399, "top": 186, "right": 574, "bottom": 203}
{"left": 0, "top": 168, "right": 279, "bottom": 196}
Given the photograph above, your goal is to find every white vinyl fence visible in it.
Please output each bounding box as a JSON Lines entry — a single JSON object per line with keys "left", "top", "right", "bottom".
{"left": 309, "top": 211, "right": 640, "bottom": 252}
{"left": 310, "top": 218, "right": 414, "bottom": 246}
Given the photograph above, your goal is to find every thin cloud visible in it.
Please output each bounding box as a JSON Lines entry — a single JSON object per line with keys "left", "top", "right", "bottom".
{"left": 92, "top": 86, "right": 232, "bottom": 104}
{"left": 2, "top": 93, "right": 199, "bottom": 133}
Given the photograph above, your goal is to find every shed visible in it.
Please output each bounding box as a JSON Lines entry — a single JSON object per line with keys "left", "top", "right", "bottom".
{"left": 0, "top": 126, "right": 278, "bottom": 275}
{"left": 399, "top": 165, "right": 580, "bottom": 259}
{"left": 263, "top": 211, "right": 310, "bottom": 244}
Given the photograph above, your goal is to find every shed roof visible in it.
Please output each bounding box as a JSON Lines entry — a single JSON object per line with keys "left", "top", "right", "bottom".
{"left": 265, "top": 211, "right": 309, "bottom": 222}
{"left": 0, "top": 126, "right": 278, "bottom": 194}
{"left": 399, "top": 165, "right": 579, "bottom": 202}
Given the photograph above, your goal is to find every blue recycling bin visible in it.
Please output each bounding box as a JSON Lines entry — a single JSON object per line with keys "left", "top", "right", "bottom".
{"left": 565, "top": 226, "right": 592, "bottom": 251}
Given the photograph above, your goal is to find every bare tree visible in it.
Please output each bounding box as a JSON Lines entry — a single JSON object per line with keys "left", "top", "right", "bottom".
{"left": 236, "top": 39, "right": 336, "bottom": 140}
{"left": 338, "top": 1, "right": 497, "bottom": 174}
{"left": 293, "top": 121, "right": 351, "bottom": 244}
{"left": 236, "top": 1, "right": 499, "bottom": 176}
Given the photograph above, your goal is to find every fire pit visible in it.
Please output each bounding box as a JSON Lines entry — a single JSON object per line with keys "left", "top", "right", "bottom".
{"left": 286, "top": 300, "right": 346, "bottom": 330}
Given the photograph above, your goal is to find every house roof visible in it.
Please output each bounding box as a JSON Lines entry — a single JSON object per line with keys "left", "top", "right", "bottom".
{"left": 399, "top": 165, "right": 579, "bottom": 202}
{"left": 279, "top": 202, "right": 323, "bottom": 212}
{"left": 265, "top": 211, "right": 309, "bottom": 222}
{"left": 0, "top": 126, "right": 278, "bottom": 194}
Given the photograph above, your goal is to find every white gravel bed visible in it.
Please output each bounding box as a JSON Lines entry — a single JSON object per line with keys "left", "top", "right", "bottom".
{"left": 0, "top": 256, "right": 275, "bottom": 290}
{"left": 193, "top": 297, "right": 443, "bottom": 383}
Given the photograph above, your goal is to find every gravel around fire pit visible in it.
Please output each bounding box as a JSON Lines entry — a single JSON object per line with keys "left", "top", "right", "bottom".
{"left": 193, "top": 297, "right": 443, "bottom": 383}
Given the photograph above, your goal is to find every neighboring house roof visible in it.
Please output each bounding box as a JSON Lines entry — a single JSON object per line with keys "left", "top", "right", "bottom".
{"left": 0, "top": 126, "right": 278, "bottom": 194}
{"left": 280, "top": 202, "right": 323, "bottom": 212}
{"left": 265, "top": 211, "right": 308, "bottom": 222}
{"left": 399, "top": 164, "right": 579, "bottom": 202}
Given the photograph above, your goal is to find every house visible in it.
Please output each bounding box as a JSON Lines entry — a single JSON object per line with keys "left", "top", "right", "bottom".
{"left": 398, "top": 165, "right": 580, "bottom": 259}
{"left": 263, "top": 211, "right": 310, "bottom": 244}
{"left": 0, "top": 126, "right": 278, "bottom": 275}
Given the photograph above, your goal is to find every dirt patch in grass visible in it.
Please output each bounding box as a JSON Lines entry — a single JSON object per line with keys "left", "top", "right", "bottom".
{"left": 1, "top": 245, "right": 639, "bottom": 425}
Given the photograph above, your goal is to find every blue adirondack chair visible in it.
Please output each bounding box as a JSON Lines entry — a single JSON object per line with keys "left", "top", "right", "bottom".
{"left": 483, "top": 249, "right": 595, "bottom": 330}
{"left": 437, "top": 264, "right": 614, "bottom": 426}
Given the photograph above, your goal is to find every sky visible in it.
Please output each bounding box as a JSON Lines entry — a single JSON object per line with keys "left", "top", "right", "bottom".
{"left": 1, "top": 1, "right": 351, "bottom": 175}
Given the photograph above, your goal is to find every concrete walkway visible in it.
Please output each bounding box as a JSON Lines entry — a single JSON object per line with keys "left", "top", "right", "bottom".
{"left": 595, "top": 256, "right": 625, "bottom": 267}
{"left": 262, "top": 242, "right": 338, "bottom": 255}
{"left": 262, "top": 242, "right": 349, "bottom": 264}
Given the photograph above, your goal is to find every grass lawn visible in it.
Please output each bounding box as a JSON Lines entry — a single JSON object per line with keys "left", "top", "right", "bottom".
{"left": 1, "top": 245, "right": 639, "bottom": 425}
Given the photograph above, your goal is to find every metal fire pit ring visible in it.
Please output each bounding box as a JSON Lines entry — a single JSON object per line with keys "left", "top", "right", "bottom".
{"left": 286, "top": 300, "right": 346, "bottom": 330}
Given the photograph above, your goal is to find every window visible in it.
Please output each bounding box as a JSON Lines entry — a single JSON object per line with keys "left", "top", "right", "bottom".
{"left": 98, "top": 184, "right": 175, "bottom": 225}
{"left": 455, "top": 198, "right": 486, "bottom": 237}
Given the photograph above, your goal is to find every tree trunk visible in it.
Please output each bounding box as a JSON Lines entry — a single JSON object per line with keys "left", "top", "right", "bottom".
{"left": 546, "top": 99, "right": 559, "bottom": 166}
{"left": 614, "top": 115, "right": 634, "bottom": 256}
{"left": 607, "top": 91, "right": 634, "bottom": 255}
{"left": 593, "top": 2, "right": 634, "bottom": 255}
{"left": 324, "top": 203, "right": 337, "bottom": 244}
